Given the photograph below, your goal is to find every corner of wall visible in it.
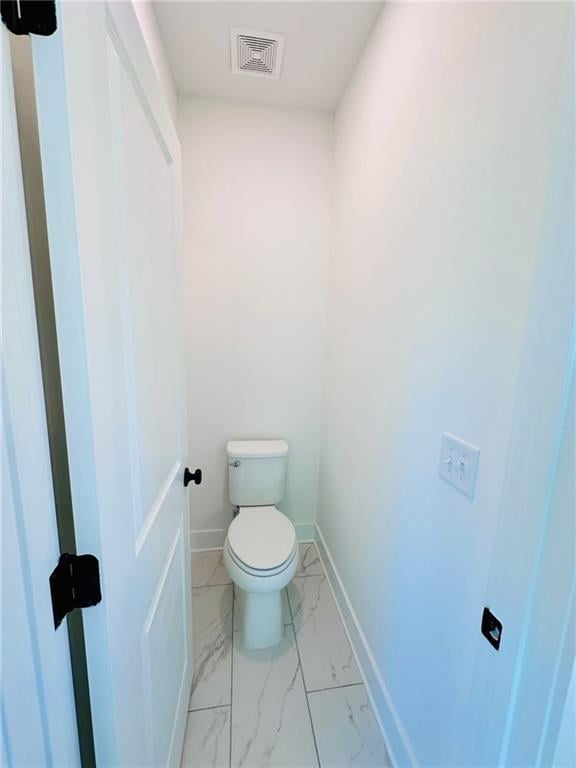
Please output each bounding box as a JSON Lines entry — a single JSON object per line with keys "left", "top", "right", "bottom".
{"left": 314, "top": 524, "right": 418, "bottom": 768}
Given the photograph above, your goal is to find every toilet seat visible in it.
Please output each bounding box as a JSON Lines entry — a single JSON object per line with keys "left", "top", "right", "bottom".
{"left": 227, "top": 506, "right": 297, "bottom": 573}
{"left": 226, "top": 540, "right": 298, "bottom": 578}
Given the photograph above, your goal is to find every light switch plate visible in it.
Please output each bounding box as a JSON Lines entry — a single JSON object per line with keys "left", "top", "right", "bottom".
{"left": 439, "top": 432, "right": 480, "bottom": 498}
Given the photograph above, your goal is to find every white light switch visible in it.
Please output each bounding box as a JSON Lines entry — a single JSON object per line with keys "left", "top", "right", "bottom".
{"left": 439, "top": 432, "right": 480, "bottom": 498}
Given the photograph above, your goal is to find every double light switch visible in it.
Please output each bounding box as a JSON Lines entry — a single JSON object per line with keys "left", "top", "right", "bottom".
{"left": 439, "top": 432, "right": 480, "bottom": 498}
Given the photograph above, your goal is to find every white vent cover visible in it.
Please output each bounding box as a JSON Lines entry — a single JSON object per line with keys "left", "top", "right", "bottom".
{"left": 230, "top": 27, "right": 285, "bottom": 79}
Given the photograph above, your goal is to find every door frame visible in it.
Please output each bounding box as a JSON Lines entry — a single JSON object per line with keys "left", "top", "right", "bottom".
{"left": 8, "top": 28, "right": 97, "bottom": 766}
{"left": 2, "top": 21, "right": 81, "bottom": 767}
{"left": 465, "top": 40, "right": 575, "bottom": 763}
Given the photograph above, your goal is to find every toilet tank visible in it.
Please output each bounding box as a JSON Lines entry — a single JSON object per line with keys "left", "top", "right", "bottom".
{"left": 227, "top": 440, "right": 289, "bottom": 506}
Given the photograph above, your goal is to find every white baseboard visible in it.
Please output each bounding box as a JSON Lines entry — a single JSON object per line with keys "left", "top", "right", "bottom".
{"left": 190, "top": 522, "right": 317, "bottom": 552}
{"left": 190, "top": 528, "right": 227, "bottom": 551}
{"left": 295, "top": 522, "right": 316, "bottom": 542}
{"left": 315, "top": 524, "right": 418, "bottom": 768}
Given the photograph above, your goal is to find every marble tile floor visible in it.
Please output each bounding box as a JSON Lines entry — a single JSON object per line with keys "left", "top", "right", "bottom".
{"left": 183, "top": 543, "right": 391, "bottom": 768}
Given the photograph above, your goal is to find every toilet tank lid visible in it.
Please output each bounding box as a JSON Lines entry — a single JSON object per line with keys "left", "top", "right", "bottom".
{"left": 227, "top": 440, "right": 289, "bottom": 458}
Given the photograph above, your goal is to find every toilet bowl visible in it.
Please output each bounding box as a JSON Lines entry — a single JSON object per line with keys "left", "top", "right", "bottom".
{"left": 224, "top": 506, "right": 298, "bottom": 649}
{"left": 223, "top": 440, "right": 298, "bottom": 649}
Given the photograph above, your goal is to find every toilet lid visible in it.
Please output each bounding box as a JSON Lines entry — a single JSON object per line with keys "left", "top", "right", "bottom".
{"left": 228, "top": 507, "right": 296, "bottom": 571}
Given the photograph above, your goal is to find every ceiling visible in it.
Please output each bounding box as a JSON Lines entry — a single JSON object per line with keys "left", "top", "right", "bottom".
{"left": 154, "top": 2, "right": 383, "bottom": 111}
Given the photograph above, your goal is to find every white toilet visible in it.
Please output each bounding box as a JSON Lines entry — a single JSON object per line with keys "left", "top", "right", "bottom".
{"left": 223, "top": 439, "right": 299, "bottom": 650}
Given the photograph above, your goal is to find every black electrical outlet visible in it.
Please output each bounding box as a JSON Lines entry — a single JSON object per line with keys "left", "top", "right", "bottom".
{"left": 481, "top": 607, "right": 503, "bottom": 650}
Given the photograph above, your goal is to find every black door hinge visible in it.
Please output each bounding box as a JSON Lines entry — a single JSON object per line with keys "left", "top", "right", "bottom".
{"left": 1, "top": 0, "right": 56, "bottom": 36}
{"left": 49, "top": 553, "right": 102, "bottom": 630}
{"left": 481, "top": 606, "right": 503, "bottom": 651}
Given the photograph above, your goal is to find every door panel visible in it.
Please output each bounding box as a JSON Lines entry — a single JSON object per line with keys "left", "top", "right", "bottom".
{"left": 107, "top": 27, "right": 182, "bottom": 553}
{"left": 143, "top": 526, "right": 189, "bottom": 767}
{"left": 112, "top": 38, "right": 181, "bottom": 529}
{"left": 32, "top": 4, "right": 192, "bottom": 765}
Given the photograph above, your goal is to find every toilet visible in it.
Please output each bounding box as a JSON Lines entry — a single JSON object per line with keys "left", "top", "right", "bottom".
{"left": 223, "top": 439, "right": 298, "bottom": 650}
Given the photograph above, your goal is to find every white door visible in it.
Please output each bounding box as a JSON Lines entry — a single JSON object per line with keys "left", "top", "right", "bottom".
{"left": 464, "top": 41, "right": 575, "bottom": 766}
{"left": 1, "top": 25, "right": 79, "bottom": 767}
{"left": 31, "top": 3, "right": 193, "bottom": 765}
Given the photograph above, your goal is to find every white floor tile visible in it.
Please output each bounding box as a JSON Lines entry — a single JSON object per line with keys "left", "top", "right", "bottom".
{"left": 233, "top": 587, "right": 291, "bottom": 628}
{"left": 181, "top": 707, "right": 230, "bottom": 768}
{"left": 288, "top": 575, "right": 362, "bottom": 691}
{"left": 190, "top": 586, "right": 233, "bottom": 710}
{"left": 295, "top": 543, "right": 324, "bottom": 577}
{"left": 231, "top": 624, "right": 319, "bottom": 768}
{"left": 192, "top": 550, "right": 231, "bottom": 588}
{"left": 308, "top": 685, "right": 391, "bottom": 767}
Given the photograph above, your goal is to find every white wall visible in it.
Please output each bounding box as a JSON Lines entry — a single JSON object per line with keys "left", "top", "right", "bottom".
{"left": 179, "top": 97, "right": 331, "bottom": 547}
{"left": 133, "top": 0, "right": 177, "bottom": 122}
{"left": 318, "top": 3, "right": 573, "bottom": 767}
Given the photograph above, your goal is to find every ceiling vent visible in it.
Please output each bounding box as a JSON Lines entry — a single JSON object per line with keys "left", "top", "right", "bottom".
{"left": 230, "top": 27, "right": 285, "bottom": 79}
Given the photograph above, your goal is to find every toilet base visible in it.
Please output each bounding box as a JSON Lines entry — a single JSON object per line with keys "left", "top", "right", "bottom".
{"left": 236, "top": 587, "right": 284, "bottom": 650}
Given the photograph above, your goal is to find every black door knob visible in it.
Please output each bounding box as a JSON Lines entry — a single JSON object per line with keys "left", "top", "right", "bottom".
{"left": 184, "top": 467, "right": 202, "bottom": 487}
